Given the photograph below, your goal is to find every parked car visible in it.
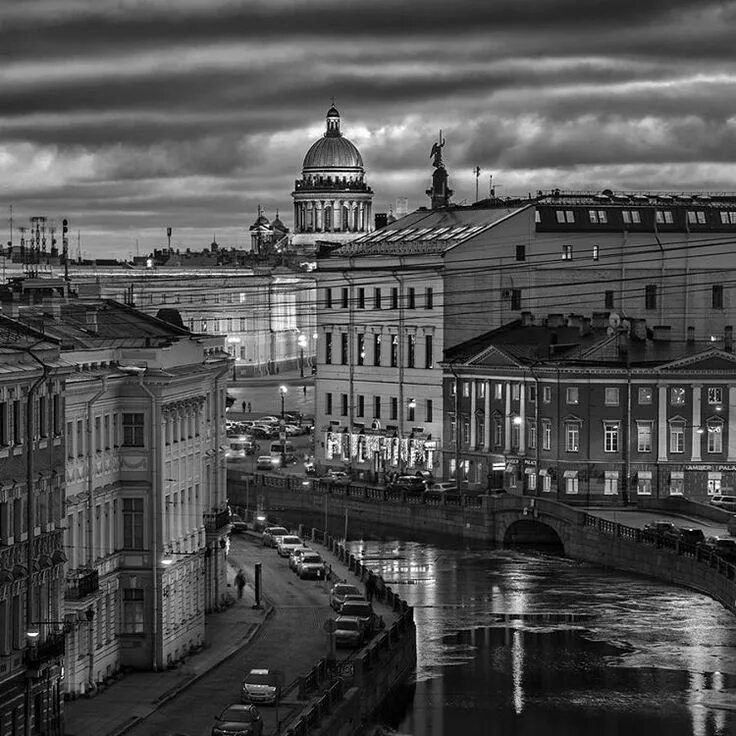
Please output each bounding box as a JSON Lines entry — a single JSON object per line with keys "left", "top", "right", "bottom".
{"left": 277, "top": 535, "right": 306, "bottom": 558}
{"left": 326, "top": 469, "right": 351, "bottom": 486}
{"left": 289, "top": 546, "right": 312, "bottom": 572}
{"left": 226, "top": 437, "right": 256, "bottom": 461}
{"left": 296, "top": 552, "right": 326, "bottom": 579}
{"left": 257, "top": 416, "right": 280, "bottom": 425}
{"left": 229, "top": 513, "right": 248, "bottom": 534}
{"left": 641, "top": 520, "right": 680, "bottom": 539}
{"left": 333, "top": 616, "right": 366, "bottom": 648}
{"left": 211, "top": 704, "right": 263, "bottom": 736}
{"left": 241, "top": 669, "right": 282, "bottom": 705}
{"left": 709, "top": 494, "right": 736, "bottom": 511}
{"left": 339, "top": 600, "right": 377, "bottom": 634}
{"left": 712, "top": 536, "right": 736, "bottom": 562}
{"left": 252, "top": 425, "right": 279, "bottom": 440}
{"left": 304, "top": 459, "right": 316, "bottom": 476}
{"left": 387, "top": 475, "right": 426, "bottom": 493}
{"left": 256, "top": 455, "right": 277, "bottom": 471}
{"left": 677, "top": 527, "right": 706, "bottom": 546}
{"left": 426, "top": 481, "right": 457, "bottom": 494}
{"left": 262, "top": 526, "right": 289, "bottom": 548}
{"left": 329, "top": 582, "right": 362, "bottom": 611}
{"left": 415, "top": 470, "right": 433, "bottom": 480}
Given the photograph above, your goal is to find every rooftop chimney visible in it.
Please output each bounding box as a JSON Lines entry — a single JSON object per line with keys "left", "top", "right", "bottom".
{"left": 579, "top": 317, "right": 592, "bottom": 336}
{"left": 566, "top": 314, "right": 582, "bottom": 329}
{"left": 520, "top": 311, "right": 534, "bottom": 327}
{"left": 652, "top": 325, "right": 671, "bottom": 342}
{"left": 547, "top": 313, "right": 565, "bottom": 328}
{"left": 725, "top": 325, "right": 733, "bottom": 352}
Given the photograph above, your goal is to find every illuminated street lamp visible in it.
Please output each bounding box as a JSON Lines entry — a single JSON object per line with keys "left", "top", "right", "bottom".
{"left": 298, "top": 334, "right": 308, "bottom": 378}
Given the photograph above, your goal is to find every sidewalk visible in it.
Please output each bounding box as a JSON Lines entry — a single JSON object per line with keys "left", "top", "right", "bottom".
{"left": 64, "top": 563, "right": 272, "bottom": 736}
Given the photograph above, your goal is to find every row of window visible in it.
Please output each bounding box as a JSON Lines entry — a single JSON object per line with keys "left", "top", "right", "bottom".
{"left": 66, "top": 412, "right": 145, "bottom": 457}
{"left": 325, "top": 332, "right": 434, "bottom": 369}
{"left": 548, "top": 209, "right": 736, "bottom": 226}
{"left": 455, "top": 381, "right": 725, "bottom": 407}
{"left": 0, "top": 486, "right": 63, "bottom": 546}
{"left": 325, "top": 286, "right": 433, "bottom": 310}
{"left": 452, "top": 416, "right": 725, "bottom": 454}
{"left": 139, "top": 291, "right": 263, "bottom": 306}
{"left": 325, "top": 393, "right": 433, "bottom": 423}
{"left": 0, "top": 393, "right": 63, "bottom": 447}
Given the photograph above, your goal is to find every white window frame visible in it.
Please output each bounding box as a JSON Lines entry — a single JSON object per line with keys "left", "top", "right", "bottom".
{"left": 638, "top": 387, "right": 653, "bottom": 405}
{"left": 604, "top": 471, "right": 619, "bottom": 495}
{"left": 637, "top": 421, "right": 653, "bottom": 453}
{"left": 707, "top": 472, "right": 722, "bottom": 495}
{"left": 565, "top": 422, "right": 580, "bottom": 452}
{"left": 707, "top": 421, "right": 723, "bottom": 453}
{"left": 566, "top": 387, "right": 579, "bottom": 405}
{"left": 669, "top": 422, "right": 685, "bottom": 453}
{"left": 604, "top": 387, "right": 619, "bottom": 406}
{"left": 603, "top": 422, "right": 619, "bottom": 453}
{"left": 707, "top": 387, "right": 722, "bottom": 404}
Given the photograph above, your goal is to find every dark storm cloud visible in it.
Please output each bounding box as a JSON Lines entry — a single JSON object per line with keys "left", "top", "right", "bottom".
{"left": 2, "top": 0, "right": 736, "bottom": 258}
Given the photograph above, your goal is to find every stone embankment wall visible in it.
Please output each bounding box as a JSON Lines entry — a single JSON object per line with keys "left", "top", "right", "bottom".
{"left": 282, "top": 532, "right": 417, "bottom": 736}
{"left": 233, "top": 476, "right": 736, "bottom": 619}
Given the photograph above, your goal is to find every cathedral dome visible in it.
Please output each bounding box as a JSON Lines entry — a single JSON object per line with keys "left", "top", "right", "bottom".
{"left": 302, "top": 106, "right": 364, "bottom": 172}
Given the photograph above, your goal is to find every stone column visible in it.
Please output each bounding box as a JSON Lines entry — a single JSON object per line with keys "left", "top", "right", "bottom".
{"left": 315, "top": 202, "right": 323, "bottom": 232}
{"left": 519, "top": 382, "right": 526, "bottom": 454}
{"left": 483, "top": 381, "right": 491, "bottom": 451}
{"left": 729, "top": 387, "right": 736, "bottom": 461}
{"left": 470, "top": 381, "right": 477, "bottom": 449}
{"left": 504, "top": 382, "right": 512, "bottom": 454}
{"left": 691, "top": 384, "right": 702, "bottom": 462}
{"left": 657, "top": 385, "right": 668, "bottom": 461}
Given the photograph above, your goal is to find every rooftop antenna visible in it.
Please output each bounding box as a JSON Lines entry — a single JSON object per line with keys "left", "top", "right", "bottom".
{"left": 166, "top": 226, "right": 172, "bottom": 252}
{"left": 8, "top": 204, "right": 13, "bottom": 249}
{"left": 473, "top": 166, "right": 481, "bottom": 202}
{"left": 76, "top": 230, "right": 81, "bottom": 262}
{"left": 62, "top": 219, "right": 69, "bottom": 281}
{"left": 135, "top": 238, "right": 140, "bottom": 258}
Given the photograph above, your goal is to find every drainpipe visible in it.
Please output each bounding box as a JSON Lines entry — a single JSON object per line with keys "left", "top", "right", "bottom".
{"left": 84, "top": 376, "right": 107, "bottom": 690}
{"left": 211, "top": 363, "right": 230, "bottom": 609}
{"left": 23, "top": 347, "right": 50, "bottom": 736}
{"left": 135, "top": 372, "right": 161, "bottom": 671}
{"left": 392, "top": 272, "right": 405, "bottom": 473}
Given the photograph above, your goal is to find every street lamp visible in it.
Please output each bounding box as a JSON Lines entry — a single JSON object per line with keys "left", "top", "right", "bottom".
{"left": 298, "top": 334, "right": 308, "bottom": 378}
{"left": 279, "top": 385, "right": 288, "bottom": 468}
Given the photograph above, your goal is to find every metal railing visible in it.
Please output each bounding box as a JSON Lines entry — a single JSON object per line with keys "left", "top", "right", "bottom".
{"left": 65, "top": 569, "right": 99, "bottom": 600}
{"left": 25, "top": 631, "right": 65, "bottom": 668}
{"left": 203, "top": 508, "right": 230, "bottom": 533}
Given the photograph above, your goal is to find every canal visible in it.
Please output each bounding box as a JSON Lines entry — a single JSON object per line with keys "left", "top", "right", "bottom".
{"left": 345, "top": 540, "right": 736, "bottom": 736}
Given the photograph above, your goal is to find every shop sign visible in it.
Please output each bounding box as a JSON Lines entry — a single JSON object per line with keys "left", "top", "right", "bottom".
{"left": 685, "top": 464, "right": 736, "bottom": 472}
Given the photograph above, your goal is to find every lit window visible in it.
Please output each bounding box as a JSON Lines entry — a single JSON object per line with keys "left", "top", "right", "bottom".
{"left": 603, "top": 422, "right": 619, "bottom": 452}
{"left": 562, "top": 244, "right": 573, "bottom": 260}
{"left": 707, "top": 472, "right": 722, "bottom": 495}
{"left": 592, "top": 244, "right": 599, "bottom": 260}
{"left": 565, "top": 423, "right": 579, "bottom": 452}
{"left": 543, "top": 386, "right": 552, "bottom": 403}
{"left": 708, "top": 387, "right": 722, "bottom": 404}
{"left": 638, "top": 387, "right": 653, "bottom": 405}
{"left": 669, "top": 421, "right": 685, "bottom": 453}
{"left": 542, "top": 421, "right": 551, "bottom": 450}
{"left": 566, "top": 387, "right": 579, "bottom": 404}
{"left": 707, "top": 421, "right": 723, "bottom": 453}
{"left": 637, "top": 422, "right": 653, "bottom": 452}
{"left": 604, "top": 470, "right": 619, "bottom": 495}
{"left": 670, "top": 387, "right": 685, "bottom": 405}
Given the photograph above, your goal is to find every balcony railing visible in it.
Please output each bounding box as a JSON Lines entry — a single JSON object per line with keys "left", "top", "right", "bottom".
{"left": 25, "top": 631, "right": 65, "bottom": 668}
{"left": 204, "top": 508, "right": 230, "bottom": 533}
{"left": 66, "top": 569, "right": 99, "bottom": 600}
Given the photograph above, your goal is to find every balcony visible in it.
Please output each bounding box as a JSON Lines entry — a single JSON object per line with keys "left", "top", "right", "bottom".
{"left": 25, "top": 631, "right": 65, "bottom": 669}
{"left": 66, "top": 569, "right": 99, "bottom": 600}
{"left": 204, "top": 508, "right": 230, "bottom": 534}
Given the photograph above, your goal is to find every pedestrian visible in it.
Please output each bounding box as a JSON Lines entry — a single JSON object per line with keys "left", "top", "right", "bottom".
{"left": 235, "top": 568, "right": 246, "bottom": 599}
{"left": 247, "top": 402, "right": 252, "bottom": 413}
{"left": 241, "top": 400, "right": 246, "bottom": 414}
{"left": 365, "top": 573, "right": 376, "bottom": 603}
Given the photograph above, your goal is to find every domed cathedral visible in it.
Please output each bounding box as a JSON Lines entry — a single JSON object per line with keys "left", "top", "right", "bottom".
{"left": 292, "top": 105, "right": 374, "bottom": 249}
{"left": 249, "top": 205, "right": 289, "bottom": 256}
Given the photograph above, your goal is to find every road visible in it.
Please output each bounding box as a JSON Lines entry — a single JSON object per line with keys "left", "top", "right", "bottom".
{"left": 585, "top": 506, "right": 733, "bottom": 538}
{"left": 125, "top": 534, "right": 351, "bottom": 736}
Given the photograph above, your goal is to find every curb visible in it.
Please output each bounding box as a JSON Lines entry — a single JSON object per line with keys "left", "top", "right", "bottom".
{"left": 106, "top": 600, "right": 276, "bottom": 736}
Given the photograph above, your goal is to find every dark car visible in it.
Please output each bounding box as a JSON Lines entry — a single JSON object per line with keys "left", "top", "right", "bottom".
{"left": 334, "top": 616, "right": 366, "bottom": 648}
{"left": 712, "top": 536, "right": 736, "bottom": 563}
{"left": 229, "top": 514, "right": 248, "bottom": 534}
{"left": 642, "top": 520, "right": 680, "bottom": 540}
{"left": 339, "top": 600, "right": 377, "bottom": 634}
{"left": 387, "top": 475, "right": 426, "bottom": 493}
{"left": 212, "top": 704, "right": 263, "bottom": 736}
{"left": 677, "top": 527, "right": 706, "bottom": 546}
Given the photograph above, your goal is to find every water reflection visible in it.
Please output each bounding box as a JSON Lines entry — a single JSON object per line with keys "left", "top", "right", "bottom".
{"left": 351, "top": 540, "right": 736, "bottom": 736}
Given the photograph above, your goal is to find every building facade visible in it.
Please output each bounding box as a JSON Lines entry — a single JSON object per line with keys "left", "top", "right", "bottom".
{"left": 1, "top": 278, "right": 232, "bottom": 702}
{"left": 444, "top": 312, "right": 736, "bottom": 504}
{"left": 314, "top": 183, "right": 736, "bottom": 480}
{"left": 0, "top": 318, "right": 70, "bottom": 736}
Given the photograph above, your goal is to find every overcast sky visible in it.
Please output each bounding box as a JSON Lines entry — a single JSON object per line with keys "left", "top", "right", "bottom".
{"left": 2, "top": 0, "right": 736, "bottom": 260}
